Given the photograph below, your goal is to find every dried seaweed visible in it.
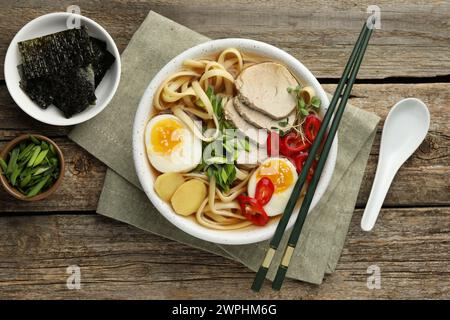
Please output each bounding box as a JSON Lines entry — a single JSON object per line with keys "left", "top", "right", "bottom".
{"left": 51, "top": 65, "right": 97, "bottom": 118}
{"left": 18, "top": 65, "right": 54, "bottom": 109}
{"left": 20, "top": 64, "right": 96, "bottom": 118}
{"left": 17, "top": 27, "right": 115, "bottom": 118}
{"left": 90, "top": 37, "right": 116, "bottom": 87}
{"left": 18, "top": 26, "right": 94, "bottom": 79}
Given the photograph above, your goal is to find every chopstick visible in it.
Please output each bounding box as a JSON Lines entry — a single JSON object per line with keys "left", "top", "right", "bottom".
{"left": 251, "top": 21, "right": 375, "bottom": 292}
{"left": 271, "top": 24, "right": 374, "bottom": 290}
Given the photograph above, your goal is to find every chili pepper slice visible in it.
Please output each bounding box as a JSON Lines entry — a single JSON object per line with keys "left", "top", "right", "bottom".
{"left": 237, "top": 195, "right": 270, "bottom": 226}
{"left": 291, "top": 152, "right": 308, "bottom": 173}
{"left": 304, "top": 114, "right": 322, "bottom": 143}
{"left": 254, "top": 177, "right": 275, "bottom": 206}
{"left": 266, "top": 131, "right": 280, "bottom": 157}
{"left": 290, "top": 152, "right": 315, "bottom": 182}
{"left": 280, "top": 132, "right": 311, "bottom": 157}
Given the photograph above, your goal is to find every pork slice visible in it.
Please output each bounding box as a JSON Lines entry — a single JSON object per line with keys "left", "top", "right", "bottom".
{"left": 235, "top": 62, "right": 298, "bottom": 120}
{"left": 223, "top": 99, "right": 263, "bottom": 144}
{"left": 234, "top": 97, "right": 296, "bottom": 130}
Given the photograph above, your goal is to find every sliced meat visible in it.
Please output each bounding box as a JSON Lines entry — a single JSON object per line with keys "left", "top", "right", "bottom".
{"left": 235, "top": 62, "right": 298, "bottom": 120}
{"left": 223, "top": 99, "right": 263, "bottom": 144}
{"left": 233, "top": 97, "right": 296, "bottom": 130}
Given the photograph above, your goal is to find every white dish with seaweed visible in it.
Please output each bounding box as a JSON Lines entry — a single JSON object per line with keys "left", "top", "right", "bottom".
{"left": 4, "top": 12, "right": 121, "bottom": 126}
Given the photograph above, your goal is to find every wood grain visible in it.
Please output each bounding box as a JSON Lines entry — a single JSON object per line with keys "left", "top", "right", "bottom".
{"left": 0, "top": 0, "right": 449, "bottom": 300}
{"left": 1, "top": 0, "right": 450, "bottom": 80}
{"left": 321, "top": 83, "right": 450, "bottom": 207}
{"left": 1, "top": 83, "right": 448, "bottom": 211}
{"left": 0, "top": 207, "right": 448, "bottom": 299}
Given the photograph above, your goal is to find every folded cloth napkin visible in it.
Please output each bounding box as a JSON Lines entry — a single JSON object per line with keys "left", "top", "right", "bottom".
{"left": 69, "top": 11, "right": 380, "bottom": 284}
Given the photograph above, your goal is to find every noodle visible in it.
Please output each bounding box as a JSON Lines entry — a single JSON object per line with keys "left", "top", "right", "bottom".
{"left": 151, "top": 48, "right": 278, "bottom": 230}
{"left": 154, "top": 70, "right": 200, "bottom": 110}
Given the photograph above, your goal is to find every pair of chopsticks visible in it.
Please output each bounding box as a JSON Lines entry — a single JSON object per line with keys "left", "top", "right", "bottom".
{"left": 252, "top": 20, "right": 375, "bottom": 292}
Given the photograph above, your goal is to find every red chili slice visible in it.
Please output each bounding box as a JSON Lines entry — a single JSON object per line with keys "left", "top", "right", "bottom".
{"left": 237, "top": 195, "right": 270, "bottom": 226}
{"left": 280, "top": 132, "right": 311, "bottom": 157}
{"left": 291, "top": 152, "right": 309, "bottom": 173}
{"left": 266, "top": 131, "right": 280, "bottom": 157}
{"left": 290, "top": 153, "right": 315, "bottom": 183}
{"left": 304, "top": 114, "right": 322, "bottom": 143}
{"left": 254, "top": 177, "right": 275, "bottom": 206}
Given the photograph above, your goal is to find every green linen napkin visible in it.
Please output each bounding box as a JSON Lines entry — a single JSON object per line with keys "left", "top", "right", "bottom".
{"left": 69, "top": 11, "right": 380, "bottom": 284}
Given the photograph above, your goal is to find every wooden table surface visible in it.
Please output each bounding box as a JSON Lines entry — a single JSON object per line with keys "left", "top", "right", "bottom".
{"left": 0, "top": 0, "right": 449, "bottom": 299}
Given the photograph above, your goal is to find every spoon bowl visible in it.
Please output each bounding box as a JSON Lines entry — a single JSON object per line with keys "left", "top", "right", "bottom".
{"left": 361, "top": 98, "right": 430, "bottom": 231}
{"left": 381, "top": 98, "right": 430, "bottom": 170}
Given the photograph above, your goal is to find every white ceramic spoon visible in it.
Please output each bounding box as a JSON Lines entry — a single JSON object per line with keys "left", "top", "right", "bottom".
{"left": 361, "top": 98, "right": 430, "bottom": 231}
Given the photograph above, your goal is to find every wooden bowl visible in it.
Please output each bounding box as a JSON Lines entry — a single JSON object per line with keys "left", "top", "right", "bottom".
{"left": 0, "top": 134, "right": 65, "bottom": 201}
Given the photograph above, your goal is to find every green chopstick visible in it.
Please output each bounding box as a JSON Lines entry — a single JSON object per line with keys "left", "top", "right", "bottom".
{"left": 251, "top": 21, "right": 374, "bottom": 292}
{"left": 270, "top": 24, "right": 374, "bottom": 291}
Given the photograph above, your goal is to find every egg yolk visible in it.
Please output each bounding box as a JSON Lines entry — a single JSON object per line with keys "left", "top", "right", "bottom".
{"left": 256, "top": 159, "right": 294, "bottom": 193}
{"left": 151, "top": 118, "right": 183, "bottom": 154}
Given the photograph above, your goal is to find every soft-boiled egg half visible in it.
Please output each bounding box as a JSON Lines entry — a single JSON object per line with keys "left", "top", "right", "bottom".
{"left": 248, "top": 157, "right": 298, "bottom": 216}
{"left": 145, "top": 114, "right": 202, "bottom": 173}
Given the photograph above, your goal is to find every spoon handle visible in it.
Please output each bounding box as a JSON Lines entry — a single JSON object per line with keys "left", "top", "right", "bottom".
{"left": 361, "top": 162, "right": 398, "bottom": 231}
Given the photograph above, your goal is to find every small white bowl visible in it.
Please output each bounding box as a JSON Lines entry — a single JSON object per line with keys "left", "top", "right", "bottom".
{"left": 133, "top": 39, "right": 338, "bottom": 245}
{"left": 4, "top": 12, "right": 121, "bottom": 126}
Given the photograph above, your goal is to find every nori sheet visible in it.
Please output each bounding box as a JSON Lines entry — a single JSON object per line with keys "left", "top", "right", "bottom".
{"left": 18, "top": 26, "right": 94, "bottom": 79}
{"left": 18, "top": 65, "right": 54, "bottom": 109}
{"left": 90, "top": 37, "right": 116, "bottom": 87}
{"left": 51, "top": 65, "right": 97, "bottom": 118}
{"left": 17, "top": 27, "right": 115, "bottom": 118}
{"left": 20, "top": 64, "right": 97, "bottom": 118}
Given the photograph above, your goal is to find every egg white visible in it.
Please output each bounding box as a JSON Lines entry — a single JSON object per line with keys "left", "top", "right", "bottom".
{"left": 145, "top": 114, "right": 202, "bottom": 173}
{"left": 247, "top": 157, "right": 298, "bottom": 217}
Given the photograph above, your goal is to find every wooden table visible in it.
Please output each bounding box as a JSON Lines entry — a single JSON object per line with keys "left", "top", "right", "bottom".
{"left": 0, "top": 1, "right": 449, "bottom": 299}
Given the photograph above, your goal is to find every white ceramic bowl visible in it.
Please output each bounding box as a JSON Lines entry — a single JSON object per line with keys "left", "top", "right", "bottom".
{"left": 133, "top": 39, "right": 337, "bottom": 245}
{"left": 4, "top": 12, "right": 121, "bottom": 126}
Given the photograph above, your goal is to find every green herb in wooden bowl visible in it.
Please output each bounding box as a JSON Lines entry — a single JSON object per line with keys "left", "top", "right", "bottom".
{"left": 0, "top": 134, "right": 65, "bottom": 201}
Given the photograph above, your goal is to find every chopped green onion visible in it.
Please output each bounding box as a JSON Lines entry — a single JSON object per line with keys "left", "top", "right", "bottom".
{"left": 29, "top": 135, "right": 40, "bottom": 145}
{"left": 205, "top": 156, "right": 228, "bottom": 165}
{"left": 32, "top": 166, "right": 51, "bottom": 176}
{"left": 40, "top": 141, "right": 49, "bottom": 150}
{"left": 223, "top": 140, "right": 235, "bottom": 154}
{"left": 49, "top": 144, "right": 56, "bottom": 155}
{"left": 239, "top": 138, "right": 251, "bottom": 153}
{"left": 33, "top": 149, "right": 49, "bottom": 167}
{"left": 10, "top": 166, "right": 21, "bottom": 186}
{"left": 2, "top": 136, "right": 60, "bottom": 197}
{"left": 20, "top": 167, "right": 32, "bottom": 179}
{"left": 0, "top": 158, "right": 7, "bottom": 172}
{"left": 27, "top": 146, "right": 41, "bottom": 167}
{"left": 17, "top": 143, "right": 35, "bottom": 160}
{"left": 6, "top": 148, "right": 19, "bottom": 176}
{"left": 27, "top": 175, "right": 50, "bottom": 197}
{"left": 49, "top": 157, "right": 59, "bottom": 167}
{"left": 220, "top": 167, "right": 228, "bottom": 183}
{"left": 20, "top": 174, "right": 32, "bottom": 188}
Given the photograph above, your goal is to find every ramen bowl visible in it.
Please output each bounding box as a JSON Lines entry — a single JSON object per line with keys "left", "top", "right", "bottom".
{"left": 133, "top": 38, "right": 337, "bottom": 245}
